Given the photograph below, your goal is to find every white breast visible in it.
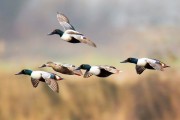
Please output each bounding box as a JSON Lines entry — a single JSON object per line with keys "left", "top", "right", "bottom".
{"left": 31, "top": 71, "right": 42, "bottom": 79}
{"left": 137, "top": 58, "right": 149, "bottom": 66}
{"left": 89, "top": 66, "right": 100, "bottom": 75}
{"left": 31, "top": 71, "right": 50, "bottom": 79}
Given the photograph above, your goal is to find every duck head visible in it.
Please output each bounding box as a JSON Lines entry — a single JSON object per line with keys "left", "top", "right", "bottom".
{"left": 120, "top": 57, "right": 138, "bottom": 64}
{"left": 15, "top": 69, "right": 32, "bottom": 75}
{"left": 48, "top": 29, "right": 64, "bottom": 37}
{"left": 76, "top": 64, "right": 91, "bottom": 71}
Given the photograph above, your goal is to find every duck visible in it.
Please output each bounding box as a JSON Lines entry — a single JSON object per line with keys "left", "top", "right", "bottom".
{"left": 76, "top": 64, "right": 121, "bottom": 78}
{"left": 48, "top": 12, "right": 97, "bottom": 47}
{"left": 120, "top": 57, "right": 170, "bottom": 74}
{"left": 15, "top": 69, "right": 63, "bottom": 93}
{"left": 39, "top": 61, "right": 83, "bottom": 76}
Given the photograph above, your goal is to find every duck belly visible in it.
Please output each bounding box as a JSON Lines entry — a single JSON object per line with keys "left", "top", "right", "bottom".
{"left": 97, "top": 69, "right": 112, "bottom": 77}
{"left": 61, "top": 34, "right": 72, "bottom": 41}
{"left": 89, "top": 66, "right": 100, "bottom": 75}
{"left": 68, "top": 37, "right": 80, "bottom": 43}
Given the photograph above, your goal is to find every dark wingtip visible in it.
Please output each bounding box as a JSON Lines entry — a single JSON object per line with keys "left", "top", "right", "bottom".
{"left": 92, "top": 43, "right": 97, "bottom": 48}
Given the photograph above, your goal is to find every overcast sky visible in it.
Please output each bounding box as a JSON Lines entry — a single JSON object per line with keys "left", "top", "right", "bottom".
{"left": 0, "top": 0, "right": 180, "bottom": 63}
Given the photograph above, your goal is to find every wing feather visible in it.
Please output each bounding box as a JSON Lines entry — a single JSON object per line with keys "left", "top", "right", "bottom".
{"left": 31, "top": 78, "right": 39, "bottom": 88}
{"left": 99, "top": 65, "right": 119, "bottom": 73}
{"left": 146, "top": 59, "right": 163, "bottom": 71}
{"left": 136, "top": 65, "right": 146, "bottom": 74}
{"left": 44, "top": 78, "right": 59, "bottom": 93}
{"left": 57, "top": 12, "right": 75, "bottom": 30}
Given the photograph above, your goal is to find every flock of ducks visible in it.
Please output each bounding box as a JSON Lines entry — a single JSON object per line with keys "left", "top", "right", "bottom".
{"left": 15, "top": 12, "right": 170, "bottom": 93}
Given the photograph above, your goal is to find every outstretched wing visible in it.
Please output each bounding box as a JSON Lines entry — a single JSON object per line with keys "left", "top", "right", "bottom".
{"left": 44, "top": 78, "right": 59, "bottom": 93}
{"left": 65, "top": 29, "right": 97, "bottom": 47}
{"left": 135, "top": 65, "right": 146, "bottom": 74}
{"left": 146, "top": 60, "right": 163, "bottom": 71}
{"left": 71, "top": 34, "right": 96, "bottom": 47}
{"left": 99, "top": 65, "right": 119, "bottom": 73}
{"left": 41, "top": 72, "right": 59, "bottom": 93}
{"left": 79, "top": 37, "right": 97, "bottom": 47}
{"left": 57, "top": 12, "right": 75, "bottom": 30}
{"left": 31, "top": 78, "right": 39, "bottom": 88}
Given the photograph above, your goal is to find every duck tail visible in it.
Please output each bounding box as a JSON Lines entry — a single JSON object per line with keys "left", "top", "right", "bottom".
{"left": 165, "top": 65, "right": 170, "bottom": 68}
{"left": 117, "top": 70, "right": 123, "bottom": 73}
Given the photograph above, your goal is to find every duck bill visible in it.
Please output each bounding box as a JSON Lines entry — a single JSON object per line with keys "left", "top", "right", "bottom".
{"left": 120, "top": 60, "right": 128, "bottom": 63}
{"left": 39, "top": 64, "right": 46, "bottom": 68}
{"left": 75, "top": 67, "right": 81, "bottom": 70}
{"left": 15, "top": 71, "right": 22, "bottom": 75}
{"left": 47, "top": 32, "right": 53, "bottom": 35}
{"left": 73, "top": 69, "right": 83, "bottom": 76}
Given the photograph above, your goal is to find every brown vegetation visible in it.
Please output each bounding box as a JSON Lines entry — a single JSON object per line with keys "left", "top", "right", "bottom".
{"left": 1, "top": 69, "right": 180, "bottom": 120}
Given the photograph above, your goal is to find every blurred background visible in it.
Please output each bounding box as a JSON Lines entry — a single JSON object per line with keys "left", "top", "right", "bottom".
{"left": 0, "top": 0, "right": 180, "bottom": 120}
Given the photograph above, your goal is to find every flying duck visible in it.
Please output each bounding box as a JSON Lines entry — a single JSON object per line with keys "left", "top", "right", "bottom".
{"left": 39, "top": 61, "right": 83, "bottom": 76}
{"left": 15, "top": 69, "right": 63, "bottom": 93}
{"left": 76, "top": 64, "right": 121, "bottom": 78}
{"left": 48, "top": 12, "right": 97, "bottom": 47}
{"left": 120, "top": 57, "right": 170, "bottom": 74}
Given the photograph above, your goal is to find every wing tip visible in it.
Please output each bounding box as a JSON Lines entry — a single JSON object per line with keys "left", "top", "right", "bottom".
{"left": 57, "top": 12, "right": 63, "bottom": 15}
{"left": 135, "top": 66, "right": 145, "bottom": 75}
{"left": 88, "top": 42, "right": 97, "bottom": 48}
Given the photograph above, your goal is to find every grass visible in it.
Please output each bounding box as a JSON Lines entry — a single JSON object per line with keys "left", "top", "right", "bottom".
{"left": 0, "top": 68, "right": 180, "bottom": 120}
